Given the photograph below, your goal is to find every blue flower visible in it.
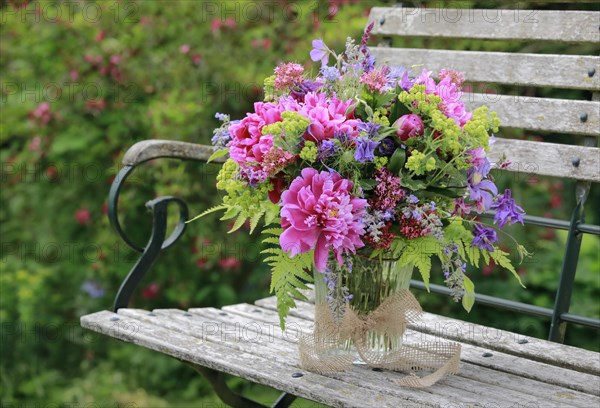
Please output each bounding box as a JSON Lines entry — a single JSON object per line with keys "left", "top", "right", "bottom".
{"left": 81, "top": 280, "right": 105, "bottom": 299}
{"left": 472, "top": 224, "right": 498, "bottom": 252}
{"left": 377, "top": 137, "right": 396, "bottom": 156}
{"left": 317, "top": 139, "right": 339, "bottom": 161}
{"left": 356, "top": 121, "right": 381, "bottom": 139}
{"left": 492, "top": 189, "right": 525, "bottom": 228}
{"left": 320, "top": 66, "right": 341, "bottom": 82}
{"left": 354, "top": 137, "right": 379, "bottom": 163}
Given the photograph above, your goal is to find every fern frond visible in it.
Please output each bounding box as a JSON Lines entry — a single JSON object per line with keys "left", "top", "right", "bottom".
{"left": 186, "top": 204, "right": 229, "bottom": 223}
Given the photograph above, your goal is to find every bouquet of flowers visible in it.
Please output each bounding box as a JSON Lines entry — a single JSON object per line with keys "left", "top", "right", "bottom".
{"left": 195, "top": 24, "right": 528, "bottom": 328}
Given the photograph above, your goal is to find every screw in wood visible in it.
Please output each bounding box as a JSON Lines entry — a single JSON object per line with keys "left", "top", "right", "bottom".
{"left": 580, "top": 112, "right": 588, "bottom": 123}
{"left": 252, "top": 308, "right": 262, "bottom": 313}
{"left": 110, "top": 317, "right": 120, "bottom": 322}
{"left": 148, "top": 312, "right": 156, "bottom": 317}
{"left": 183, "top": 312, "right": 192, "bottom": 317}
{"left": 219, "top": 312, "right": 228, "bottom": 316}
{"left": 589, "top": 68, "right": 596, "bottom": 78}
{"left": 482, "top": 352, "right": 493, "bottom": 357}
{"left": 517, "top": 338, "right": 529, "bottom": 344}
{"left": 291, "top": 372, "right": 304, "bottom": 378}
{"left": 572, "top": 158, "right": 581, "bottom": 168}
{"left": 379, "top": 16, "right": 385, "bottom": 26}
{"left": 372, "top": 367, "right": 383, "bottom": 372}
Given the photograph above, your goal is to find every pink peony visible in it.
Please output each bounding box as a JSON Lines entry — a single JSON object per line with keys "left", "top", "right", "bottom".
{"left": 393, "top": 114, "right": 424, "bottom": 141}
{"left": 279, "top": 168, "right": 367, "bottom": 272}
{"left": 228, "top": 102, "right": 284, "bottom": 166}
{"left": 300, "top": 92, "right": 358, "bottom": 141}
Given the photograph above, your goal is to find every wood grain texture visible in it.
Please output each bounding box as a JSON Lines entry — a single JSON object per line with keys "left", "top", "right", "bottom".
{"left": 255, "top": 297, "right": 600, "bottom": 378}
{"left": 369, "top": 7, "right": 600, "bottom": 43}
{"left": 80, "top": 310, "right": 416, "bottom": 408}
{"left": 122, "top": 140, "right": 227, "bottom": 166}
{"left": 227, "top": 302, "right": 600, "bottom": 400}
{"left": 488, "top": 138, "right": 600, "bottom": 182}
{"left": 81, "top": 305, "right": 600, "bottom": 406}
{"left": 463, "top": 93, "right": 600, "bottom": 136}
{"left": 370, "top": 48, "right": 600, "bottom": 90}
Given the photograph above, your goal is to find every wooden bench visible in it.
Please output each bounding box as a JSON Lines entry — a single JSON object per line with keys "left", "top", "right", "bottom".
{"left": 81, "top": 6, "right": 600, "bottom": 408}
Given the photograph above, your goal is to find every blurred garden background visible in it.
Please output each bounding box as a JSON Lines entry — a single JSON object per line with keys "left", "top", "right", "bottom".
{"left": 1, "top": 0, "right": 599, "bottom": 406}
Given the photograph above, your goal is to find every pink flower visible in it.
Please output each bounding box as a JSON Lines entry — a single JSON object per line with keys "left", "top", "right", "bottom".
{"left": 393, "top": 114, "right": 424, "bottom": 141}
{"left": 228, "top": 102, "right": 282, "bottom": 166}
{"left": 219, "top": 257, "right": 241, "bottom": 270}
{"left": 280, "top": 168, "right": 367, "bottom": 272}
{"left": 415, "top": 69, "right": 471, "bottom": 126}
{"left": 301, "top": 93, "right": 358, "bottom": 141}
{"left": 274, "top": 62, "right": 304, "bottom": 90}
{"left": 179, "top": 44, "right": 190, "bottom": 54}
{"left": 75, "top": 208, "right": 91, "bottom": 225}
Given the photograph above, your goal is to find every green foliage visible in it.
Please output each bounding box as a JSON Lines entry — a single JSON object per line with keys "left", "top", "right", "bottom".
{"left": 261, "top": 228, "right": 314, "bottom": 329}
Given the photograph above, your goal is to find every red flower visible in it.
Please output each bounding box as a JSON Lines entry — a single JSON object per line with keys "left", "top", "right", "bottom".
{"left": 142, "top": 283, "right": 160, "bottom": 300}
{"left": 219, "top": 257, "right": 241, "bottom": 270}
{"left": 75, "top": 208, "right": 91, "bottom": 225}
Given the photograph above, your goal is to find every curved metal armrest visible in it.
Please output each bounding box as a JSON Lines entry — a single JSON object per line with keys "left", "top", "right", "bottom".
{"left": 110, "top": 140, "right": 228, "bottom": 311}
{"left": 122, "top": 140, "right": 227, "bottom": 166}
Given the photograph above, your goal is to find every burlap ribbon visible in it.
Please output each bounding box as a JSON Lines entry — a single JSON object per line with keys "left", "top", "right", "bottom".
{"left": 299, "top": 289, "right": 461, "bottom": 388}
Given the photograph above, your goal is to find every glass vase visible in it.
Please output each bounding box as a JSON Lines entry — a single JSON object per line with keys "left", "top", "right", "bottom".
{"left": 313, "top": 254, "right": 414, "bottom": 359}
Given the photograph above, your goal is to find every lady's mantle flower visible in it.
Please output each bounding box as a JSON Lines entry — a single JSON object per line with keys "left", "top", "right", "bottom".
{"left": 279, "top": 168, "right": 367, "bottom": 272}
{"left": 472, "top": 224, "right": 498, "bottom": 252}
{"left": 492, "top": 189, "right": 525, "bottom": 227}
{"left": 310, "top": 39, "right": 329, "bottom": 66}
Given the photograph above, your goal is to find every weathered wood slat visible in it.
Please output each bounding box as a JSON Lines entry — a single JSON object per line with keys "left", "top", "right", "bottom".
{"left": 227, "top": 302, "right": 600, "bottom": 400}
{"left": 371, "top": 48, "right": 600, "bottom": 90}
{"left": 122, "top": 140, "right": 225, "bottom": 166}
{"left": 488, "top": 138, "right": 600, "bottom": 182}
{"left": 80, "top": 310, "right": 415, "bottom": 408}
{"left": 187, "top": 305, "right": 595, "bottom": 408}
{"left": 463, "top": 93, "right": 600, "bottom": 136}
{"left": 255, "top": 296, "right": 600, "bottom": 378}
{"left": 369, "top": 7, "right": 600, "bottom": 43}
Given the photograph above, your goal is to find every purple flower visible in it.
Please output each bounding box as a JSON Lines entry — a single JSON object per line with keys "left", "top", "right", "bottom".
{"left": 317, "top": 139, "right": 339, "bottom": 161}
{"left": 377, "top": 137, "right": 396, "bottom": 156}
{"left": 467, "top": 148, "right": 497, "bottom": 212}
{"left": 472, "top": 224, "right": 498, "bottom": 252}
{"left": 399, "top": 70, "right": 414, "bottom": 91}
{"left": 354, "top": 137, "right": 379, "bottom": 163}
{"left": 492, "top": 189, "right": 525, "bottom": 228}
{"left": 356, "top": 121, "right": 381, "bottom": 139}
{"left": 215, "top": 112, "right": 229, "bottom": 122}
{"left": 81, "top": 280, "right": 105, "bottom": 299}
{"left": 289, "top": 80, "right": 323, "bottom": 102}
{"left": 320, "top": 66, "right": 341, "bottom": 82}
{"left": 310, "top": 39, "right": 329, "bottom": 66}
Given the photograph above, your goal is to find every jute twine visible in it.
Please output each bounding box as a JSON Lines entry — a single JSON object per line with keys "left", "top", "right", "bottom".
{"left": 299, "top": 289, "right": 461, "bottom": 388}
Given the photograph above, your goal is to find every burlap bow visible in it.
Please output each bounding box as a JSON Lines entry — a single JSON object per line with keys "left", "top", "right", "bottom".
{"left": 299, "top": 289, "right": 461, "bottom": 388}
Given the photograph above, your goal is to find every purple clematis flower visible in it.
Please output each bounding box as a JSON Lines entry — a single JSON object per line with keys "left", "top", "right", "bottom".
{"left": 472, "top": 224, "right": 498, "bottom": 252}
{"left": 492, "top": 189, "right": 525, "bottom": 228}
{"left": 310, "top": 39, "right": 329, "bottom": 66}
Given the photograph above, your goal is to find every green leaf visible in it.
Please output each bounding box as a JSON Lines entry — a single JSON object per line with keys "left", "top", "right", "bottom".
{"left": 424, "top": 186, "right": 463, "bottom": 199}
{"left": 491, "top": 249, "right": 525, "bottom": 288}
{"left": 262, "top": 227, "right": 314, "bottom": 329}
{"left": 359, "top": 179, "right": 378, "bottom": 191}
{"left": 400, "top": 177, "right": 427, "bottom": 191}
{"left": 388, "top": 148, "right": 406, "bottom": 174}
{"left": 462, "top": 275, "right": 475, "bottom": 312}
{"left": 396, "top": 236, "right": 441, "bottom": 291}
{"left": 228, "top": 214, "right": 247, "bottom": 233}
{"left": 389, "top": 87, "right": 410, "bottom": 123}
{"left": 249, "top": 212, "right": 263, "bottom": 234}
{"left": 207, "top": 148, "right": 229, "bottom": 163}
{"left": 220, "top": 206, "right": 241, "bottom": 221}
